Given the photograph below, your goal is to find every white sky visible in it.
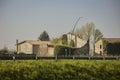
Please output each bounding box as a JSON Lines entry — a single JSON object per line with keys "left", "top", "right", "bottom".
{"left": 0, "top": 0, "right": 120, "bottom": 49}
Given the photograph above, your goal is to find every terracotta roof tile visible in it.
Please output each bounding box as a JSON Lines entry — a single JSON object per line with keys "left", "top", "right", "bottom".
{"left": 18, "top": 40, "right": 52, "bottom": 45}
{"left": 103, "top": 38, "right": 120, "bottom": 43}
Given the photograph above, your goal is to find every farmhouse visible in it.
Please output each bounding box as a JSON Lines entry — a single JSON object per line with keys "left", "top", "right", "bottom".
{"left": 95, "top": 38, "right": 120, "bottom": 55}
{"left": 64, "top": 33, "right": 120, "bottom": 56}
{"left": 16, "top": 37, "right": 120, "bottom": 57}
{"left": 65, "top": 33, "right": 103, "bottom": 56}
{"left": 17, "top": 40, "right": 54, "bottom": 57}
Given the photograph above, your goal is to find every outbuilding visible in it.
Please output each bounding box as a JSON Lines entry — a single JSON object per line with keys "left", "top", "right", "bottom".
{"left": 17, "top": 40, "right": 54, "bottom": 57}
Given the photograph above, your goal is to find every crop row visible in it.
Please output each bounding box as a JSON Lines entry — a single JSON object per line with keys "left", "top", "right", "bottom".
{"left": 0, "top": 60, "right": 120, "bottom": 80}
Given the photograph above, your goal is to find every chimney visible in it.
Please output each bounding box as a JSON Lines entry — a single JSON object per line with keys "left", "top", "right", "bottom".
{"left": 16, "top": 39, "right": 18, "bottom": 54}
{"left": 75, "top": 35, "right": 77, "bottom": 47}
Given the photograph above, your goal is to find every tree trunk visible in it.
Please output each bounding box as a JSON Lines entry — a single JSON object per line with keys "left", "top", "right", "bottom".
{"left": 86, "top": 39, "right": 90, "bottom": 55}
{"left": 93, "top": 42, "right": 95, "bottom": 55}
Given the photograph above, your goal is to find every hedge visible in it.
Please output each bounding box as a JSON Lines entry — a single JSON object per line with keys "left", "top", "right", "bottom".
{"left": 107, "top": 42, "right": 120, "bottom": 55}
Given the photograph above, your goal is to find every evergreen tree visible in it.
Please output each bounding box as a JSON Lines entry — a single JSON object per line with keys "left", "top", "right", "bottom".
{"left": 38, "top": 30, "right": 50, "bottom": 41}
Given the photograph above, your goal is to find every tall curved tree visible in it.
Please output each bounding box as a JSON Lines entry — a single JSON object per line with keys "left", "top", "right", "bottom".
{"left": 75, "top": 22, "right": 95, "bottom": 40}
{"left": 38, "top": 30, "right": 50, "bottom": 41}
{"left": 75, "top": 22, "right": 103, "bottom": 56}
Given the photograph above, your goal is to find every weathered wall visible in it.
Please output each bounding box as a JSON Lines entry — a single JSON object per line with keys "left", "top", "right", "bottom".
{"left": 47, "top": 47, "right": 54, "bottom": 57}
{"left": 33, "top": 45, "right": 40, "bottom": 55}
{"left": 38, "top": 44, "right": 48, "bottom": 57}
{"left": 67, "top": 33, "right": 87, "bottom": 48}
{"left": 76, "top": 37, "right": 87, "bottom": 48}
{"left": 18, "top": 43, "right": 33, "bottom": 54}
{"left": 95, "top": 39, "right": 103, "bottom": 55}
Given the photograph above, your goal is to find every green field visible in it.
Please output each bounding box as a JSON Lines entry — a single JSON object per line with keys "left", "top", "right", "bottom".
{"left": 0, "top": 60, "right": 120, "bottom": 80}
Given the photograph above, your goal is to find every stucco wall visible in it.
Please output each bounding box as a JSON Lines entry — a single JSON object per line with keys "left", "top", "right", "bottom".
{"left": 48, "top": 47, "right": 54, "bottom": 57}
{"left": 76, "top": 37, "right": 87, "bottom": 48}
{"left": 67, "top": 33, "right": 87, "bottom": 48}
{"left": 33, "top": 45, "right": 40, "bottom": 55}
{"left": 33, "top": 45, "right": 54, "bottom": 57}
{"left": 67, "top": 33, "right": 76, "bottom": 45}
{"left": 95, "top": 39, "right": 103, "bottom": 55}
{"left": 39, "top": 44, "right": 48, "bottom": 57}
{"left": 18, "top": 43, "right": 33, "bottom": 54}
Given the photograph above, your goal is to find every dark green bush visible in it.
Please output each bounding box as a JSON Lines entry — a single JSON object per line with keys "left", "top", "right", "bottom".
{"left": 54, "top": 44, "right": 89, "bottom": 56}
{"left": 107, "top": 42, "right": 120, "bottom": 55}
{"left": 54, "top": 45, "right": 74, "bottom": 56}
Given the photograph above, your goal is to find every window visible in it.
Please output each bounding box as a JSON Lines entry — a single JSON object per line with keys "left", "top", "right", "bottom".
{"left": 100, "top": 51, "right": 102, "bottom": 55}
{"left": 100, "top": 45, "right": 102, "bottom": 49}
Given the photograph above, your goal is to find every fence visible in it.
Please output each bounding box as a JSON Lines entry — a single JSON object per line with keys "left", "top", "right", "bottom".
{"left": 0, "top": 54, "right": 120, "bottom": 60}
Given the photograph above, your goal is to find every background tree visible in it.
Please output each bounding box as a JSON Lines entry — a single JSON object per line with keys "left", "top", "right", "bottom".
{"left": 94, "top": 29, "right": 103, "bottom": 43}
{"left": 38, "top": 30, "right": 50, "bottom": 41}
{"left": 93, "top": 29, "right": 103, "bottom": 54}
{"left": 75, "top": 22, "right": 95, "bottom": 40}
{"left": 62, "top": 34, "right": 68, "bottom": 45}
{"left": 107, "top": 42, "right": 120, "bottom": 56}
{"left": 51, "top": 37, "right": 62, "bottom": 45}
{"left": 0, "top": 46, "right": 8, "bottom": 54}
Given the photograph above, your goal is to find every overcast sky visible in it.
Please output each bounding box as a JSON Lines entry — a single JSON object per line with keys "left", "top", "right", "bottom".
{"left": 0, "top": 0, "right": 120, "bottom": 49}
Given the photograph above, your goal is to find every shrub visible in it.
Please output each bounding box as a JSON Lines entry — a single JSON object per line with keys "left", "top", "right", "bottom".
{"left": 107, "top": 42, "right": 120, "bottom": 55}
{"left": 54, "top": 44, "right": 90, "bottom": 57}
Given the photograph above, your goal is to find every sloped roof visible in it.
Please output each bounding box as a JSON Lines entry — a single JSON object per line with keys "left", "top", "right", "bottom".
{"left": 103, "top": 38, "right": 120, "bottom": 43}
{"left": 18, "top": 40, "right": 52, "bottom": 45}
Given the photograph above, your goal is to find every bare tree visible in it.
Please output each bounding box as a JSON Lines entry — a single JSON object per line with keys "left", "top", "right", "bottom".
{"left": 75, "top": 22, "right": 103, "bottom": 56}
{"left": 75, "top": 22, "right": 95, "bottom": 40}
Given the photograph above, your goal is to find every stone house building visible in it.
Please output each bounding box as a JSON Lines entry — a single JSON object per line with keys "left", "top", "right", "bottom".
{"left": 66, "top": 33, "right": 120, "bottom": 56}
{"left": 95, "top": 38, "right": 120, "bottom": 55}
{"left": 16, "top": 36, "right": 120, "bottom": 57}
{"left": 17, "top": 40, "right": 54, "bottom": 57}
